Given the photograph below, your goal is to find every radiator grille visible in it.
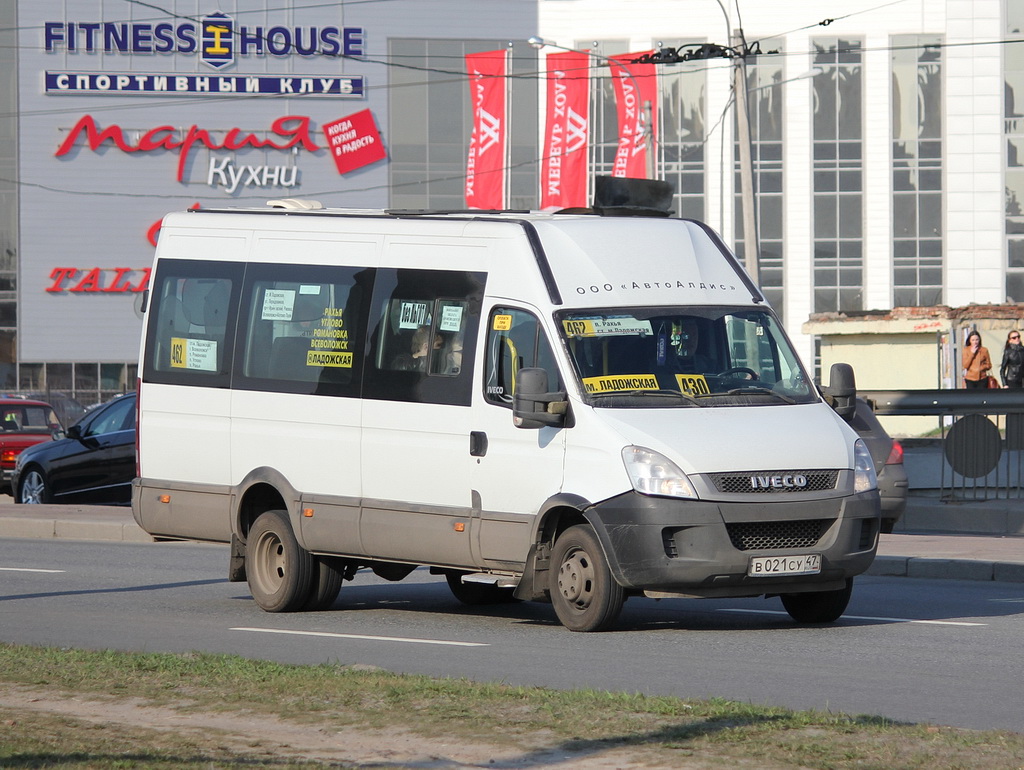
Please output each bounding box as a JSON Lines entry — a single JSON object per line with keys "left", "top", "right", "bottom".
{"left": 710, "top": 470, "right": 839, "bottom": 495}
{"left": 726, "top": 519, "right": 830, "bottom": 552}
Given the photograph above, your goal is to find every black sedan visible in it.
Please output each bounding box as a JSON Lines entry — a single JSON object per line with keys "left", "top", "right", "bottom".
{"left": 13, "top": 392, "right": 136, "bottom": 505}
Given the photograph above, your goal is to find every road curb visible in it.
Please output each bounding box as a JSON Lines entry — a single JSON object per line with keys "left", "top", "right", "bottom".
{"left": 867, "top": 555, "right": 1024, "bottom": 583}
{"left": 0, "top": 507, "right": 155, "bottom": 543}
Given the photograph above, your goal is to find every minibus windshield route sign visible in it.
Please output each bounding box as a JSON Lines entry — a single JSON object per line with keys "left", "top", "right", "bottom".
{"left": 583, "top": 374, "right": 659, "bottom": 393}
{"left": 563, "top": 317, "right": 653, "bottom": 338}
{"left": 675, "top": 374, "right": 710, "bottom": 395}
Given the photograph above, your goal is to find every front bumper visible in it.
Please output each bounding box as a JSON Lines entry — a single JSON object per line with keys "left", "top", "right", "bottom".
{"left": 585, "top": 489, "right": 880, "bottom": 598}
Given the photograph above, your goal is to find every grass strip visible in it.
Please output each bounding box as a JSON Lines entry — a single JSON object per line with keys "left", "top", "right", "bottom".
{"left": 0, "top": 642, "right": 1021, "bottom": 769}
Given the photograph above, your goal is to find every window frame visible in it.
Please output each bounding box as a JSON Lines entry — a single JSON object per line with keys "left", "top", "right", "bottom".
{"left": 484, "top": 305, "right": 562, "bottom": 409}
{"left": 141, "top": 258, "right": 244, "bottom": 389}
{"left": 362, "top": 267, "right": 486, "bottom": 406}
{"left": 232, "top": 262, "right": 373, "bottom": 398}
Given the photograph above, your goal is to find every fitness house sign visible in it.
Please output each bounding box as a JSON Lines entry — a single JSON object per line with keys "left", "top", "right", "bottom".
{"left": 43, "top": 11, "right": 366, "bottom": 96}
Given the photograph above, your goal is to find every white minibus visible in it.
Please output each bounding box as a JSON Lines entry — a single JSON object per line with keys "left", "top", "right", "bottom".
{"left": 133, "top": 186, "right": 879, "bottom": 631}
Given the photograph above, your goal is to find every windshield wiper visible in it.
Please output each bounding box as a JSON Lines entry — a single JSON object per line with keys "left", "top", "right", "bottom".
{"left": 589, "top": 388, "right": 701, "bottom": 405}
{"left": 725, "top": 387, "right": 797, "bottom": 404}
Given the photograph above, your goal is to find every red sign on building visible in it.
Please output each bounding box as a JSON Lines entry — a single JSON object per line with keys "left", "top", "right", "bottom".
{"left": 322, "top": 109, "right": 387, "bottom": 174}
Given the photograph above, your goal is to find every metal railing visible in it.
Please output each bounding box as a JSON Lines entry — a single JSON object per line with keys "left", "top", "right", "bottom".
{"left": 861, "top": 389, "right": 1024, "bottom": 502}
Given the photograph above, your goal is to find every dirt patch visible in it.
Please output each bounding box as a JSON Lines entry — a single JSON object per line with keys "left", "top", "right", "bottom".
{"left": 0, "top": 685, "right": 705, "bottom": 769}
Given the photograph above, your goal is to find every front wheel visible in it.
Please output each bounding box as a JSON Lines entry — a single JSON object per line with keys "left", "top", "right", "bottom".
{"left": 18, "top": 468, "right": 51, "bottom": 504}
{"left": 781, "top": 578, "right": 853, "bottom": 623}
{"left": 550, "top": 525, "right": 625, "bottom": 632}
{"left": 246, "top": 510, "right": 315, "bottom": 613}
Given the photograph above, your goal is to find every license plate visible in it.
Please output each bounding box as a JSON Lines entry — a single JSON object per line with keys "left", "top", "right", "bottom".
{"left": 748, "top": 554, "right": 821, "bottom": 577}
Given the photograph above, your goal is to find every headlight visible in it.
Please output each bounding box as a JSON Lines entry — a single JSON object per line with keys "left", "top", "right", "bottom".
{"left": 853, "top": 438, "right": 877, "bottom": 493}
{"left": 621, "top": 445, "right": 698, "bottom": 499}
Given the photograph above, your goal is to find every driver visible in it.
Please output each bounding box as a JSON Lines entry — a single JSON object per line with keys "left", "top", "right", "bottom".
{"left": 669, "top": 319, "right": 714, "bottom": 374}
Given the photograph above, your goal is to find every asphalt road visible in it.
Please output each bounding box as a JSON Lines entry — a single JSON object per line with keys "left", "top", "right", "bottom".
{"left": 2, "top": 537, "right": 1023, "bottom": 733}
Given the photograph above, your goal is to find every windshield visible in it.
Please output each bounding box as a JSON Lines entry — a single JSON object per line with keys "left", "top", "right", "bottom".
{"left": 557, "top": 307, "right": 817, "bottom": 407}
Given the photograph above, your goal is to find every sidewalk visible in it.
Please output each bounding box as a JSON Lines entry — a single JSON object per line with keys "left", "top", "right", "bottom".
{"left": 1, "top": 500, "right": 1022, "bottom": 584}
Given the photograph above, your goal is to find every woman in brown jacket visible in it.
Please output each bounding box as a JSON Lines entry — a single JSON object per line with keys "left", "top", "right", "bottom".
{"left": 963, "top": 330, "right": 993, "bottom": 388}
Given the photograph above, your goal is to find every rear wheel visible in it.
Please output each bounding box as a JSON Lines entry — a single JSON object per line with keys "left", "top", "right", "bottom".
{"left": 781, "top": 578, "right": 853, "bottom": 623}
{"left": 445, "top": 571, "right": 517, "bottom": 605}
{"left": 246, "top": 510, "right": 314, "bottom": 613}
{"left": 303, "top": 556, "right": 345, "bottom": 611}
{"left": 18, "top": 468, "right": 51, "bottom": 504}
{"left": 550, "top": 525, "right": 625, "bottom": 632}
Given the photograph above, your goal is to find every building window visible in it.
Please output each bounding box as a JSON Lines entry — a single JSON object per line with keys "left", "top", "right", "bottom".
{"left": 388, "top": 39, "right": 537, "bottom": 210}
{"left": 735, "top": 47, "right": 784, "bottom": 316}
{"left": 812, "top": 38, "right": 863, "bottom": 313}
{"left": 15, "top": 361, "right": 134, "bottom": 411}
{"left": 658, "top": 39, "right": 707, "bottom": 221}
{"left": 0, "top": 0, "right": 17, "bottom": 389}
{"left": 1007, "top": 14, "right": 1024, "bottom": 302}
{"left": 892, "top": 36, "right": 943, "bottom": 307}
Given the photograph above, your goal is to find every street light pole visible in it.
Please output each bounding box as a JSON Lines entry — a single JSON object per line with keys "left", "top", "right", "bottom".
{"left": 732, "top": 28, "right": 759, "bottom": 281}
{"left": 528, "top": 36, "right": 655, "bottom": 180}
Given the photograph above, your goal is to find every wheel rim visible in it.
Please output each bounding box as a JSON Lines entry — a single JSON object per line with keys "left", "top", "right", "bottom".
{"left": 251, "top": 529, "right": 287, "bottom": 596}
{"left": 556, "top": 547, "right": 596, "bottom": 611}
{"left": 21, "top": 471, "right": 45, "bottom": 504}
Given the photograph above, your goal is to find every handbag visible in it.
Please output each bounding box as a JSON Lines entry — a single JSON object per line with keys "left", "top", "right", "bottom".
{"left": 988, "top": 375, "right": 1001, "bottom": 389}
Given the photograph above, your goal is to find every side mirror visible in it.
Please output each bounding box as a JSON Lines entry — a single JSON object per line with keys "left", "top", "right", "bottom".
{"left": 67, "top": 424, "right": 83, "bottom": 440}
{"left": 822, "top": 362, "right": 857, "bottom": 422}
{"left": 512, "top": 368, "right": 570, "bottom": 430}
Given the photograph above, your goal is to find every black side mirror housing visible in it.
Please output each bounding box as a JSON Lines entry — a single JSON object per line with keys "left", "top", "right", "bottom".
{"left": 512, "top": 368, "right": 570, "bottom": 430}
{"left": 822, "top": 362, "right": 857, "bottom": 422}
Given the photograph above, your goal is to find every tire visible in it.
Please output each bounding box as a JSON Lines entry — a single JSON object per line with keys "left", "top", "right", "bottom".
{"left": 781, "top": 578, "right": 853, "bottom": 624}
{"left": 445, "top": 571, "right": 517, "bottom": 605}
{"left": 880, "top": 518, "right": 895, "bottom": 535}
{"left": 550, "top": 524, "right": 625, "bottom": 632}
{"left": 246, "top": 510, "right": 315, "bottom": 613}
{"left": 303, "top": 556, "right": 345, "bottom": 611}
{"left": 18, "top": 468, "right": 51, "bottom": 504}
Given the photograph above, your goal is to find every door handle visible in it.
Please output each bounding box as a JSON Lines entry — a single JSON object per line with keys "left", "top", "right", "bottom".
{"left": 469, "top": 431, "right": 488, "bottom": 457}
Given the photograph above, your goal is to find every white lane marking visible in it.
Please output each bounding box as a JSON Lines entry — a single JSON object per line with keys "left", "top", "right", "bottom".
{"left": 0, "top": 567, "right": 65, "bottom": 573}
{"left": 231, "top": 627, "right": 489, "bottom": 647}
{"left": 717, "top": 609, "right": 987, "bottom": 627}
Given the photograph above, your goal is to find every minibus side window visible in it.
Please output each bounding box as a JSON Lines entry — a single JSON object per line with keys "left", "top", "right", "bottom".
{"left": 234, "top": 264, "right": 371, "bottom": 398}
{"left": 363, "top": 268, "right": 485, "bottom": 406}
{"left": 142, "top": 259, "right": 242, "bottom": 388}
{"left": 484, "top": 308, "right": 561, "bottom": 407}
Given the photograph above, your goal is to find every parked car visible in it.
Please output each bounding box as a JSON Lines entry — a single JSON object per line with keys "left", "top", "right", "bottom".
{"left": 0, "top": 397, "right": 62, "bottom": 494}
{"left": 851, "top": 398, "right": 908, "bottom": 533}
{"left": 21, "top": 392, "right": 86, "bottom": 429}
{"left": 13, "top": 392, "right": 136, "bottom": 505}
{"left": 0, "top": 392, "right": 86, "bottom": 430}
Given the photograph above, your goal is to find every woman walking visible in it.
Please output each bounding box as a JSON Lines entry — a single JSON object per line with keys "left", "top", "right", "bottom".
{"left": 963, "top": 330, "right": 992, "bottom": 389}
{"left": 1000, "top": 329, "right": 1024, "bottom": 388}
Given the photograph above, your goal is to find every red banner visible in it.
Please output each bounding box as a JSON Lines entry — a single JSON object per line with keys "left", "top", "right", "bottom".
{"left": 608, "top": 53, "right": 657, "bottom": 179}
{"left": 465, "top": 50, "right": 508, "bottom": 209}
{"left": 541, "top": 51, "right": 590, "bottom": 210}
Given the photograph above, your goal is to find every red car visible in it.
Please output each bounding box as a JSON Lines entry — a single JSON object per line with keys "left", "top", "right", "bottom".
{"left": 0, "top": 398, "right": 62, "bottom": 494}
